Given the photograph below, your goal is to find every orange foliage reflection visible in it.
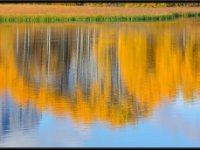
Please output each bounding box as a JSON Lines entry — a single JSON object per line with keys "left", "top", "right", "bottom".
{"left": 0, "top": 21, "right": 200, "bottom": 127}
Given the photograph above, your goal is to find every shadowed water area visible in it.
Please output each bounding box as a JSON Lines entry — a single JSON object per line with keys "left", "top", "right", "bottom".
{"left": 0, "top": 19, "right": 200, "bottom": 147}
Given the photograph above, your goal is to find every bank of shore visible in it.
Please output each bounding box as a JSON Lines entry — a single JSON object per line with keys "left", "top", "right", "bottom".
{"left": 0, "top": 4, "right": 199, "bottom": 23}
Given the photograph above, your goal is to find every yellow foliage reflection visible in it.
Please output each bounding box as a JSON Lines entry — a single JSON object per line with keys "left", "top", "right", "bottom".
{"left": 0, "top": 21, "right": 200, "bottom": 127}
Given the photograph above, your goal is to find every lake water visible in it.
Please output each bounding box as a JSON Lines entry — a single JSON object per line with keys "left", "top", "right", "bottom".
{"left": 0, "top": 19, "right": 200, "bottom": 147}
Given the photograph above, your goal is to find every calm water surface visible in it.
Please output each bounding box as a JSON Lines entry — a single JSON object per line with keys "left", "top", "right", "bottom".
{"left": 0, "top": 19, "right": 200, "bottom": 147}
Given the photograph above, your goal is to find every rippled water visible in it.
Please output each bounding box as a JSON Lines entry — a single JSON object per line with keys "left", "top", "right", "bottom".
{"left": 0, "top": 19, "right": 200, "bottom": 147}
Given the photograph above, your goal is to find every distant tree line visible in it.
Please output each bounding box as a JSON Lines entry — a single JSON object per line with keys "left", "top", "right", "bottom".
{"left": 51, "top": 2, "right": 200, "bottom": 7}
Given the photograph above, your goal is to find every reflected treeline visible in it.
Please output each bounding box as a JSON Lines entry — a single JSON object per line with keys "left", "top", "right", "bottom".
{"left": 0, "top": 21, "right": 200, "bottom": 127}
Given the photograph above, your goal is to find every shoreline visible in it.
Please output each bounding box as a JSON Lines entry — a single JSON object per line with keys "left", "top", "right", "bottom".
{"left": 0, "top": 5, "right": 199, "bottom": 23}
{"left": 0, "top": 12, "right": 199, "bottom": 23}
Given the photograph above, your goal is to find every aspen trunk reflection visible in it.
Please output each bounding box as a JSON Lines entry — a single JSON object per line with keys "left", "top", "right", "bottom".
{"left": 0, "top": 21, "right": 200, "bottom": 127}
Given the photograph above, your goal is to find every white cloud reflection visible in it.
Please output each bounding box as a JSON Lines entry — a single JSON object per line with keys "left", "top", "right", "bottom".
{"left": 151, "top": 91, "right": 200, "bottom": 142}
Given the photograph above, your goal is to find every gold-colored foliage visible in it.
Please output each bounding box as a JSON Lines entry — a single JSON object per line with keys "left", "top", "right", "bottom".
{"left": 0, "top": 20, "right": 200, "bottom": 127}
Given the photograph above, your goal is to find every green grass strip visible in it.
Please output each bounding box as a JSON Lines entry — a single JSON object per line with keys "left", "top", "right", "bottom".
{"left": 0, "top": 12, "right": 200, "bottom": 23}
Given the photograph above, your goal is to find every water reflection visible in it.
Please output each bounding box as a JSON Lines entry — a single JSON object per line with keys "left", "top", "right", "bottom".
{"left": 0, "top": 20, "right": 200, "bottom": 138}
{"left": 0, "top": 92, "right": 41, "bottom": 141}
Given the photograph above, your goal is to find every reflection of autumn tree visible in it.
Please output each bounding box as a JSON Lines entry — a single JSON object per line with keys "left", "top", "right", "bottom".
{"left": 0, "top": 24, "right": 141, "bottom": 127}
{"left": 118, "top": 22, "right": 200, "bottom": 114}
{"left": 0, "top": 21, "right": 200, "bottom": 127}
